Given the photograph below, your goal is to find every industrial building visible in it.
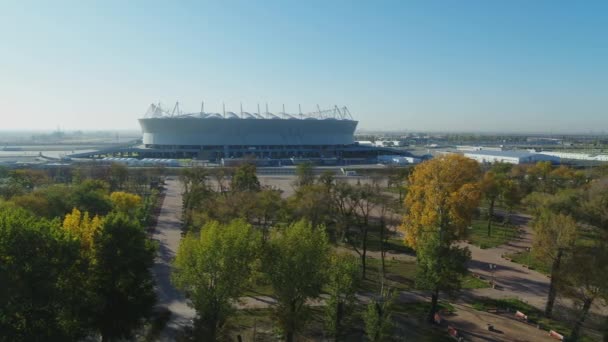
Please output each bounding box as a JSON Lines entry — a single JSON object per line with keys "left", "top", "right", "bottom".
{"left": 538, "top": 151, "right": 608, "bottom": 162}
{"left": 462, "top": 150, "right": 559, "bottom": 165}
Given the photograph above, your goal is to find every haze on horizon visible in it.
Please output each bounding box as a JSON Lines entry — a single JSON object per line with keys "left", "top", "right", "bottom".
{"left": 0, "top": 1, "right": 606, "bottom": 133}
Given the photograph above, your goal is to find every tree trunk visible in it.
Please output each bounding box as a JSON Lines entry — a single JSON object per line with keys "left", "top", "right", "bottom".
{"left": 334, "top": 302, "right": 343, "bottom": 342}
{"left": 545, "top": 249, "right": 563, "bottom": 318}
{"left": 286, "top": 331, "right": 294, "bottom": 342}
{"left": 487, "top": 198, "right": 495, "bottom": 237}
{"left": 427, "top": 288, "right": 439, "bottom": 324}
{"left": 362, "top": 227, "right": 368, "bottom": 279}
{"left": 603, "top": 314, "right": 608, "bottom": 342}
{"left": 380, "top": 219, "right": 386, "bottom": 279}
{"left": 570, "top": 297, "right": 594, "bottom": 342}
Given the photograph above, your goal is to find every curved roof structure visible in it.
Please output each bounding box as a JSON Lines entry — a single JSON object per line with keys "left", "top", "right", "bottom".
{"left": 139, "top": 103, "right": 357, "bottom": 147}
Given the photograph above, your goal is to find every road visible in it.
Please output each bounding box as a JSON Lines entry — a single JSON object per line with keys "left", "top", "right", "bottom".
{"left": 151, "top": 179, "right": 195, "bottom": 341}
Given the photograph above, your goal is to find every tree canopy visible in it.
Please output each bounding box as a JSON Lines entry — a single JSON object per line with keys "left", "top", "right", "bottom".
{"left": 172, "top": 220, "right": 261, "bottom": 340}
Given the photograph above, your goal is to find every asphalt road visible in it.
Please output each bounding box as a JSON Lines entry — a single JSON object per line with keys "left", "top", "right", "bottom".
{"left": 151, "top": 180, "right": 195, "bottom": 341}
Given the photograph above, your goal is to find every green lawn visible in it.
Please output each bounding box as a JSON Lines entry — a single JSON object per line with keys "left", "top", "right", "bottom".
{"left": 361, "top": 256, "right": 489, "bottom": 293}
{"left": 466, "top": 219, "right": 520, "bottom": 249}
{"left": 226, "top": 303, "right": 454, "bottom": 342}
{"left": 504, "top": 251, "right": 551, "bottom": 275}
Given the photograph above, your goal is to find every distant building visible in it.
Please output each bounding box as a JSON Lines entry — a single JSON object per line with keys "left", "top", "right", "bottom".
{"left": 456, "top": 145, "right": 504, "bottom": 152}
{"left": 462, "top": 150, "right": 559, "bottom": 165}
{"left": 540, "top": 151, "right": 608, "bottom": 162}
{"left": 377, "top": 155, "right": 421, "bottom": 165}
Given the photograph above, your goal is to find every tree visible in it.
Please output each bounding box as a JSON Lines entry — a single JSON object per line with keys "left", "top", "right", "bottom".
{"left": 70, "top": 179, "right": 112, "bottom": 216}
{"left": 295, "top": 162, "right": 315, "bottom": 188}
{"left": 288, "top": 184, "right": 333, "bottom": 228}
{"left": 324, "top": 253, "right": 360, "bottom": 341}
{"left": 401, "top": 154, "right": 481, "bottom": 322}
{"left": 0, "top": 208, "right": 88, "bottom": 341}
{"left": 402, "top": 154, "right": 481, "bottom": 249}
{"left": 363, "top": 286, "right": 394, "bottom": 342}
{"left": 415, "top": 236, "right": 471, "bottom": 323}
{"left": 499, "top": 179, "right": 522, "bottom": 223}
{"left": 108, "top": 163, "right": 129, "bottom": 191}
{"left": 331, "top": 181, "right": 357, "bottom": 242}
{"left": 345, "top": 184, "right": 380, "bottom": 279}
{"left": 560, "top": 245, "right": 608, "bottom": 342}
{"left": 231, "top": 163, "right": 260, "bottom": 192}
{"left": 264, "top": 220, "right": 330, "bottom": 342}
{"left": 253, "top": 190, "right": 283, "bottom": 235}
{"left": 172, "top": 220, "right": 261, "bottom": 341}
{"left": 63, "top": 208, "right": 104, "bottom": 252}
{"left": 531, "top": 210, "right": 577, "bottom": 318}
{"left": 480, "top": 171, "right": 501, "bottom": 237}
{"left": 90, "top": 213, "right": 157, "bottom": 341}
{"left": 317, "top": 170, "right": 336, "bottom": 192}
{"left": 109, "top": 191, "right": 142, "bottom": 214}
{"left": 180, "top": 167, "right": 213, "bottom": 228}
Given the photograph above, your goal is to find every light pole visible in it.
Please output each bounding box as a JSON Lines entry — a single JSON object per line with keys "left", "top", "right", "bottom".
{"left": 489, "top": 263, "right": 497, "bottom": 288}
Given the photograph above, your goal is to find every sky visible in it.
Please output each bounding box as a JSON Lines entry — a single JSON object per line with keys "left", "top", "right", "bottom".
{"left": 0, "top": 1, "right": 606, "bottom": 133}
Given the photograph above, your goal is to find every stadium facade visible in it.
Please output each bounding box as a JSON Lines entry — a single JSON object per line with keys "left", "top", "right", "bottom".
{"left": 70, "top": 103, "right": 409, "bottom": 164}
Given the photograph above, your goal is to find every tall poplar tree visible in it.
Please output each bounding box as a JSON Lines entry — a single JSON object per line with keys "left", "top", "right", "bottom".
{"left": 401, "top": 154, "right": 481, "bottom": 322}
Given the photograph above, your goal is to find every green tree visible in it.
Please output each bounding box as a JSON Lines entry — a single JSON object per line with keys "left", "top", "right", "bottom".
{"left": 295, "top": 162, "right": 315, "bottom": 188}
{"left": 172, "top": 220, "right": 261, "bottom": 340}
{"left": 363, "top": 286, "right": 394, "bottom": 342}
{"left": 0, "top": 208, "right": 89, "bottom": 341}
{"left": 231, "top": 163, "right": 260, "bottom": 192}
{"left": 253, "top": 190, "right": 283, "bottom": 235}
{"left": 560, "top": 245, "right": 608, "bottom": 342}
{"left": 531, "top": 210, "right": 577, "bottom": 318}
{"left": 324, "top": 253, "right": 360, "bottom": 341}
{"left": 91, "top": 213, "right": 157, "bottom": 341}
{"left": 480, "top": 171, "right": 501, "bottom": 237}
{"left": 71, "top": 179, "right": 112, "bottom": 216}
{"left": 415, "top": 235, "right": 471, "bottom": 323}
{"left": 287, "top": 184, "right": 333, "bottom": 228}
{"left": 264, "top": 220, "right": 330, "bottom": 342}
{"left": 345, "top": 184, "right": 380, "bottom": 279}
{"left": 108, "top": 163, "right": 129, "bottom": 191}
{"left": 317, "top": 170, "right": 336, "bottom": 192}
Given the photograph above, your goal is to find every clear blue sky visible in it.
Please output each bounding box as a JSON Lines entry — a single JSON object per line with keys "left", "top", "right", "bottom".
{"left": 1, "top": 1, "right": 606, "bottom": 133}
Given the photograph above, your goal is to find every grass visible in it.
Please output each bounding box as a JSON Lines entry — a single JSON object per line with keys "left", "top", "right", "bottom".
{"left": 461, "top": 274, "right": 491, "bottom": 289}
{"left": 226, "top": 303, "right": 454, "bottom": 342}
{"left": 364, "top": 227, "right": 415, "bottom": 255}
{"left": 360, "top": 256, "right": 489, "bottom": 292}
{"left": 505, "top": 250, "right": 551, "bottom": 275}
{"left": 392, "top": 300, "right": 455, "bottom": 316}
{"left": 466, "top": 219, "right": 520, "bottom": 249}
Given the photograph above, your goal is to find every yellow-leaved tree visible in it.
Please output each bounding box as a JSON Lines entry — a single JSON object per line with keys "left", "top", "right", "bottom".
{"left": 401, "top": 154, "right": 481, "bottom": 323}
{"left": 63, "top": 208, "right": 103, "bottom": 252}
{"left": 109, "top": 191, "right": 142, "bottom": 214}
{"left": 402, "top": 154, "right": 481, "bottom": 248}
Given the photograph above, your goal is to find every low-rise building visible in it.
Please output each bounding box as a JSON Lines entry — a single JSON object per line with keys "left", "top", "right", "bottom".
{"left": 462, "top": 150, "right": 559, "bottom": 165}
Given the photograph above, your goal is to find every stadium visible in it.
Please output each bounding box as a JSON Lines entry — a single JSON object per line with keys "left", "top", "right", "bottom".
{"left": 71, "top": 103, "right": 409, "bottom": 165}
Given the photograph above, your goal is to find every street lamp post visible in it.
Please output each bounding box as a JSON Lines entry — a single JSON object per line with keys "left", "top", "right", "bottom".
{"left": 489, "top": 263, "right": 497, "bottom": 288}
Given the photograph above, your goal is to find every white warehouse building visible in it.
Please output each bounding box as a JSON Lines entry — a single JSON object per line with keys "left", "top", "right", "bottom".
{"left": 462, "top": 150, "right": 560, "bottom": 165}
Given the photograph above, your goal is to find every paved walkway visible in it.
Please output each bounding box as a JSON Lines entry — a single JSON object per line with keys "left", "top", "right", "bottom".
{"left": 462, "top": 214, "right": 551, "bottom": 310}
{"left": 151, "top": 180, "right": 195, "bottom": 341}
